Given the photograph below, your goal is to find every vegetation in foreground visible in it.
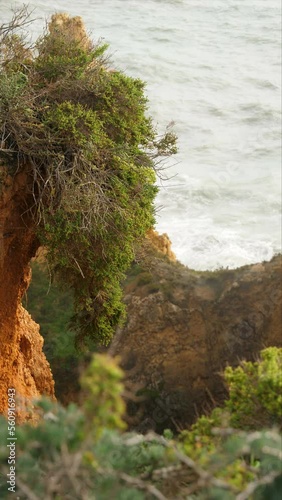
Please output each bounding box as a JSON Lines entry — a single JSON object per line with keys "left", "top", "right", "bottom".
{"left": 0, "top": 347, "right": 281, "bottom": 499}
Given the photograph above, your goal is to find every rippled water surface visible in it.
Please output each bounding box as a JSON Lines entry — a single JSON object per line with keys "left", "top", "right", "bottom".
{"left": 1, "top": 0, "right": 281, "bottom": 269}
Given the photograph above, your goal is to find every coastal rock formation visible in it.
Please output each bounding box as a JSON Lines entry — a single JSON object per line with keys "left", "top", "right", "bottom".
{"left": 110, "top": 250, "right": 282, "bottom": 431}
{"left": 0, "top": 167, "right": 55, "bottom": 421}
{"left": 48, "top": 12, "right": 91, "bottom": 50}
{"left": 146, "top": 229, "right": 176, "bottom": 262}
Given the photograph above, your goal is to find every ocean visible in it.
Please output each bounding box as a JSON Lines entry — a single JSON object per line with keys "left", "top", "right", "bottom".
{"left": 1, "top": 0, "right": 281, "bottom": 269}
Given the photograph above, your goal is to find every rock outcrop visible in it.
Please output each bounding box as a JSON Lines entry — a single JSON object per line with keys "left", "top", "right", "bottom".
{"left": 146, "top": 229, "right": 176, "bottom": 262}
{"left": 110, "top": 250, "right": 282, "bottom": 432}
{"left": 48, "top": 12, "right": 91, "bottom": 50}
{"left": 0, "top": 166, "right": 55, "bottom": 421}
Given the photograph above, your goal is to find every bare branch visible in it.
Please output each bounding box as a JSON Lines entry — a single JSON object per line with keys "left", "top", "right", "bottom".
{"left": 236, "top": 471, "right": 281, "bottom": 500}
{"left": 0, "top": 5, "right": 36, "bottom": 39}
{"left": 97, "top": 466, "right": 167, "bottom": 500}
{"left": 16, "top": 477, "right": 41, "bottom": 500}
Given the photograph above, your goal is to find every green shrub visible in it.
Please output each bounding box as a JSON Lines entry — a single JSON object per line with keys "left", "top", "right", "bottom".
{"left": 80, "top": 354, "right": 126, "bottom": 437}
{"left": 0, "top": 9, "right": 177, "bottom": 348}
{"left": 25, "top": 262, "right": 75, "bottom": 360}
{"left": 0, "top": 355, "right": 173, "bottom": 499}
{"left": 179, "top": 347, "right": 282, "bottom": 497}
{"left": 225, "top": 347, "right": 282, "bottom": 428}
{"left": 0, "top": 350, "right": 281, "bottom": 499}
{"left": 24, "top": 261, "right": 84, "bottom": 403}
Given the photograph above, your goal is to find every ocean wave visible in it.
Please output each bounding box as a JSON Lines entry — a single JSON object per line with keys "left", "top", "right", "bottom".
{"left": 239, "top": 104, "right": 279, "bottom": 124}
{"left": 156, "top": 220, "right": 281, "bottom": 271}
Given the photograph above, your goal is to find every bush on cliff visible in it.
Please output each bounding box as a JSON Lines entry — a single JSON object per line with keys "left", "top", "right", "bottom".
{"left": 0, "top": 8, "right": 177, "bottom": 348}
{"left": 181, "top": 346, "right": 282, "bottom": 454}
{"left": 179, "top": 347, "right": 282, "bottom": 496}
{"left": 225, "top": 346, "right": 282, "bottom": 429}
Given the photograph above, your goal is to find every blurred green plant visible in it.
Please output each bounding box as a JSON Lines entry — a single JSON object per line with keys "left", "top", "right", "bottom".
{"left": 0, "top": 350, "right": 281, "bottom": 499}
{"left": 81, "top": 354, "right": 126, "bottom": 437}
{"left": 180, "top": 347, "right": 282, "bottom": 497}
{"left": 225, "top": 346, "right": 282, "bottom": 429}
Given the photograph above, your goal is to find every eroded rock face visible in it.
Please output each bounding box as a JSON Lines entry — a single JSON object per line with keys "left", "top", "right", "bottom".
{"left": 110, "top": 253, "right": 282, "bottom": 432}
{"left": 48, "top": 12, "right": 91, "bottom": 50}
{"left": 146, "top": 229, "right": 176, "bottom": 262}
{"left": 0, "top": 167, "right": 55, "bottom": 421}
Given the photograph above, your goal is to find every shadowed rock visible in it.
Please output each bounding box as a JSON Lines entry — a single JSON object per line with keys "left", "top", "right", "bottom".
{"left": 110, "top": 249, "right": 282, "bottom": 432}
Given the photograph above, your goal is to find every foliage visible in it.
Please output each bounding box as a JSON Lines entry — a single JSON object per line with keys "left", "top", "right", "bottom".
{"left": 181, "top": 347, "right": 282, "bottom": 450}
{"left": 179, "top": 348, "right": 282, "bottom": 497}
{"left": 24, "top": 261, "right": 84, "bottom": 403}
{"left": 80, "top": 353, "right": 126, "bottom": 437}
{"left": 180, "top": 348, "right": 282, "bottom": 456}
{"left": 0, "top": 352, "right": 281, "bottom": 499}
{"left": 224, "top": 346, "right": 282, "bottom": 429}
{"left": 0, "top": 8, "right": 177, "bottom": 347}
{"left": 25, "top": 262, "right": 75, "bottom": 359}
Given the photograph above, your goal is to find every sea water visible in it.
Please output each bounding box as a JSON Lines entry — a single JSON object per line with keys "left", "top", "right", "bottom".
{"left": 1, "top": 0, "right": 281, "bottom": 269}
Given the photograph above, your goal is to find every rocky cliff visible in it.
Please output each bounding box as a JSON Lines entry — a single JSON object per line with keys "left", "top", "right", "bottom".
{"left": 0, "top": 166, "right": 55, "bottom": 421}
{"left": 110, "top": 247, "right": 282, "bottom": 432}
{"left": 1, "top": 163, "right": 281, "bottom": 430}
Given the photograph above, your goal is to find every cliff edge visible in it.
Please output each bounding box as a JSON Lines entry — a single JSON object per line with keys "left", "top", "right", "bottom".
{"left": 0, "top": 167, "right": 55, "bottom": 421}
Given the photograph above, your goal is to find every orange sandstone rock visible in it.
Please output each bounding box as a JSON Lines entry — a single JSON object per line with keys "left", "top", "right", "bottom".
{"left": 146, "top": 229, "right": 176, "bottom": 262}
{"left": 0, "top": 166, "right": 55, "bottom": 421}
